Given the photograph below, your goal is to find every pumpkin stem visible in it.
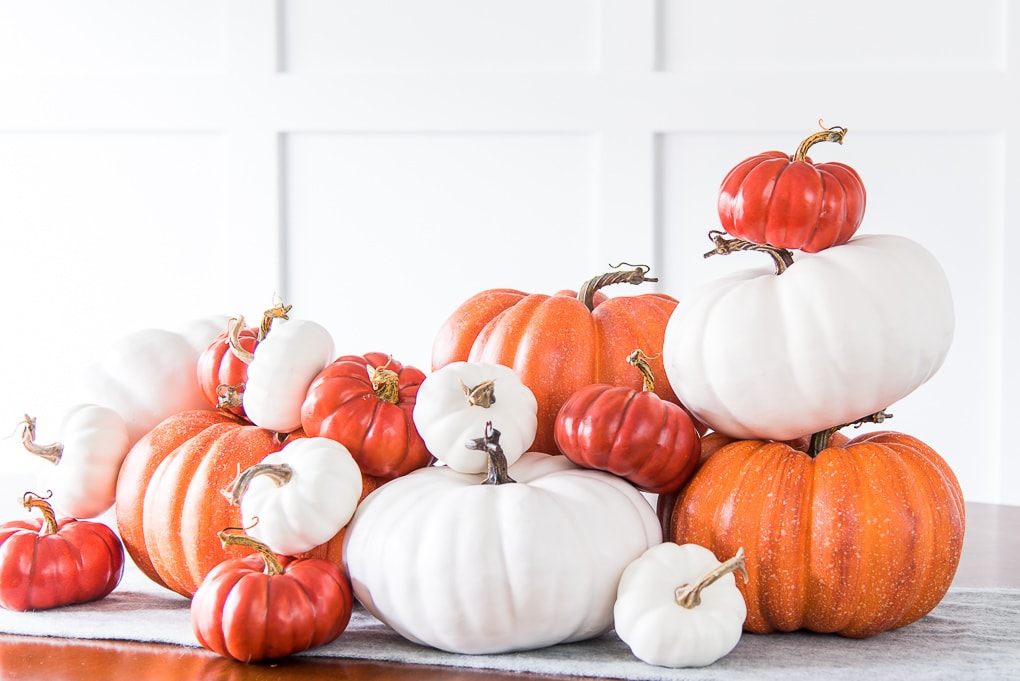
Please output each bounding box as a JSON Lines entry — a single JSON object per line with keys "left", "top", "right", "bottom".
{"left": 465, "top": 421, "right": 516, "bottom": 485}
{"left": 218, "top": 527, "right": 286, "bottom": 576}
{"left": 227, "top": 315, "right": 255, "bottom": 365}
{"left": 626, "top": 350, "right": 659, "bottom": 392}
{"left": 704, "top": 230, "right": 795, "bottom": 275}
{"left": 257, "top": 300, "right": 292, "bottom": 342}
{"left": 808, "top": 409, "right": 894, "bottom": 457}
{"left": 674, "top": 547, "right": 747, "bottom": 609}
{"left": 577, "top": 263, "right": 658, "bottom": 312}
{"left": 18, "top": 415, "right": 63, "bottom": 465}
{"left": 216, "top": 383, "right": 245, "bottom": 409}
{"left": 461, "top": 379, "right": 497, "bottom": 408}
{"left": 371, "top": 358, "right": 401, "bottom": 404}
{"left": 793, "top": 122, "right": 849, "bottom": 162}
{"left": 223, "top": 463, "right": 294, "bottom": 506}
{"left": 22, "top": 491, "right": 59, "bottom": 535}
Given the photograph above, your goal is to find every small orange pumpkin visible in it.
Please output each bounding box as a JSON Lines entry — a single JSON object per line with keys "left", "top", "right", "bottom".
{"left": 658, "top": 420, "right": 965, "bottom": 638}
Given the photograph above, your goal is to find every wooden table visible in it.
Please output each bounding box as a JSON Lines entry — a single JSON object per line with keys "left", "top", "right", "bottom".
{"left": 0, "top": 502, "right": 1016, "bottom": 681}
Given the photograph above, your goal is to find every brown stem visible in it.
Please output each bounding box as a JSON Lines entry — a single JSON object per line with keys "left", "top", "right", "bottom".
{"left": 626, "top": 350, "right": 658, "bottom": 392}
{"left": 808, "top": 409, "right": 893, "bottom": 457}
{"left": 675, "top": 547, "right": 748, "bottom": 609}
{"left": 258, "top": 301, "right": 292, "bottom": 342}
{"left": 215, "top": 383, "right": 245, "bottom": 409}
{"left": 19, "top": 415, "right": 63, "bottom": 465}
{"left": 227, "top": 315, "right": 255, "bottom": 365}
{"left": 465, "top": 421, "right": 515, "bottom": 485}
{"left": 704, "top": 230, "right": 795, "bottom": 275}
{"left": 371, "top": 359, "right": 401, "bottom": 404}
{"left": 218, "top": 528, "right": 285, "bottom": 576}
{"left": 577, "top": 264, "right": 658, "bottom": 312}
{"left": 223, "top": 463, "right": 294, "bottom": 506}
{"left": 22, "top": 492, "right": 59, "bottom": 535}
{"left": 461, "top": 379, "right": 497, "bottom": 408}
{"left": 793, "top": 122, "right": 848, "bottom": 162}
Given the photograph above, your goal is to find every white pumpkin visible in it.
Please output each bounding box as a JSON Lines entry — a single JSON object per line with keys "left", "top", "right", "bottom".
{"left": 412, "top": 361, "right": 538, "bottom": 473}
{"left": 19, "top": 404, "right": 130, "bottom": 519}
{"left": 76, "top": 328, "right": 210, "bottom": 446}
{"left": 240, "top": 318, "right": 334, "bottom": 433}
{"left": 614, "top": 542, "right": 747, "bottom": 668}
{"left": 229, "top": 437, "right": 363, "bottom": 556}
{"left": 343, "top": 424, "right": 661, "bottom": 654}
{"left": 662, "top": 234, "right": 954, "bottom": 440}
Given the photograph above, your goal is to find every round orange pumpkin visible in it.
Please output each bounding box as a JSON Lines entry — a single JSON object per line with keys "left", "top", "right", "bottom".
{"left": 658, "top": 425, "right": 965, "bottom": 638}
{"left": 431, "top": 265, "right": 679, "bottom": 455}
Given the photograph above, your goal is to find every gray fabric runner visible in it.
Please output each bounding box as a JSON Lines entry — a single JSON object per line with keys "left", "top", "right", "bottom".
{"left": 0, "top": 563, "right": 1017, "bottom": 680}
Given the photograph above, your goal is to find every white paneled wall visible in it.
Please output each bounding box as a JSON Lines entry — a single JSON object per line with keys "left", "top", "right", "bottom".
{"left": 0, "top": 0, "right": 1015, "bottom": 507}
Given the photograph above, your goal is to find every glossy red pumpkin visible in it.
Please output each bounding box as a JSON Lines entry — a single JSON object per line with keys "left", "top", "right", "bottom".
{"left": 301, "top": 352, "right": 432, "bottom": 480}
{"left": 0, "top": 493, "right": 124, "bottom": 611}
{"left": 717, "top": 125, "right": 866, "bottom": 253}
{"left": 659, "top": 427, "right": 965, "bottom": 638}
{"left": 191, "top": 532, "right": 353, "bottom": 662}
{"left": 431, "top": 266, "right": 679, "bottom": 455}
{"left": 554, "top": 351, "right": 701, "bottom": 493}
{"left": 196, "top": 324, "right": 258, "bottom": 418}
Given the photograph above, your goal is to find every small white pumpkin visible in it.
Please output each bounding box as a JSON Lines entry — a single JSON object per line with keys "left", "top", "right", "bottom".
{"left": 343, "top": 422, "right": 661, "bottom": 655}
{"left": 19, "top": 404, "right": 130, "bottom": 519}
{"left": 662, "top": 234, "right": 954, "bottom": 440}
{"left": 614, "top": 542, "right": 747, "bottom": 668}
{"left": 237, "top": 317, "right": 335, "bottom": 433}
{"left": 412, "top": 361, "right": 538, "bottom": 473}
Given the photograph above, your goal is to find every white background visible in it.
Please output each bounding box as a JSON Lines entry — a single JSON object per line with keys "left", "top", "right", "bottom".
{"left": 0, "top": 0, "right": 1016, "bottom": 506}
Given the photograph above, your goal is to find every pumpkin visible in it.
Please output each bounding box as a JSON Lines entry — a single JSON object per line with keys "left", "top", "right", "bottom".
{"left": 114, "top": 409, "right": 287, "bottom": 597}
{"left": 18, "top": 405, "right": 129, "bottom": 519}
{"left": 412, "top": 361, "right": 538, "bottom": 473}
{"left": 229, "top": 312, "right": 335, "bottom": 434}
{"left": 662, "top": 233, "right": 954, "bottom": 441}
{"left": 227, "top": 437, "right": 363, "bottom": 557}
{"left": 196, "top": 323, "right": 258, "bottom": 417}
{"left": 301, "top": 352, "right": 432, "bottom": 479}
{"left": 191, "top": 529, "right": 353, "bottom": 662}
{"left": 0, "top": 492, "right": 124, "bottom": 611}
{"left": 658, "top": 420, "right": 965, "bottom": 638}
{"left": 553, "top": 350, "right": 700, "bottom": 494}
{"left": 76, "top": 327, "right": 212, "bottom": 446}
{"left": 343, "top": 422, "right": 661, "bottom": 654}
{"left": 614, "top": 543, "right": 747, "bottom": 668}
{"left": 431, "top": 265, "right": 679, "bottom": 455}
{"left": 717, "top": 124, "right": 866, "bottom": 253}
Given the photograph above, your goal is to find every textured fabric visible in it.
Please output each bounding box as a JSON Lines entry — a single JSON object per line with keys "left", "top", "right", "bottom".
{"left": 0, "top": 563, "right": 1017, "bottom": 680}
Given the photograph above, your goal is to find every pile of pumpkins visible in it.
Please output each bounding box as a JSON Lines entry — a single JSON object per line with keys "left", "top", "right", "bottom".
{"left": 0, "top": 123, "right": 964, "bottom": 669}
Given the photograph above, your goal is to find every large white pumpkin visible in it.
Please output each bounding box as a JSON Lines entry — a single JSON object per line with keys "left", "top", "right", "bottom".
{"left": 662, "top": 234, "right": 954, "bottom": 440}
{"left": 343, "top": 443, "right": 661, "bottom": 655}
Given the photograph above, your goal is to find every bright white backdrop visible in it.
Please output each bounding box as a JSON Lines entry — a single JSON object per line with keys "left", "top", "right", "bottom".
{"left": 0, "top": 0, "right": 1016, "bottom": 506}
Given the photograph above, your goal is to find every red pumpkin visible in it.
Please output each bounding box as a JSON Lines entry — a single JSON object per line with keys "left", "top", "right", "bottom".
{"left": 431, "top": 266, "right": 679, "bottom": 455}
{"left": 115, "top": 410, "right": 287, "bottom": 597}
{"left": 0, "top": 493, "right": 124, "bottom": 611}
{"left": 196, "top": 323, "right": 258, "bottom": 417}
{"left": 717, "top": 124, "right": 866, "bottom": 253}
{"left": 554, "top": 351, "right": 701, "bottom": 494}
{"left": 301, "top": 352, "right": 433, "bottom": 480}
{"left": 191, "top": 530, "right": 353, "bottom": 662}
{"left": 659, "top": 423, "right": 965, "bottom": 638}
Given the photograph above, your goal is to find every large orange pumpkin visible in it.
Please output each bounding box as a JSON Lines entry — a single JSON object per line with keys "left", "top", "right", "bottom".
{"left": 431, "top": 265, "right": 679, "bottom": 455}
{"left": 658, "top": 426, "right": 965, "bottom": 638}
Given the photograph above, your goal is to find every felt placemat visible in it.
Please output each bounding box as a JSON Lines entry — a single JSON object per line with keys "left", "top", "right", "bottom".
{"left": 0, "top": 562, "right": 1017, "bottom": 681}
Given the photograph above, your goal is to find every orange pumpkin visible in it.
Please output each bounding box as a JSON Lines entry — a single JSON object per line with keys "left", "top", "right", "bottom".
{"left": 431, "top": 265, "right": 679, "bottom": 455}
{"left": 658, "top": 425, "right": 965, "bottom": 638}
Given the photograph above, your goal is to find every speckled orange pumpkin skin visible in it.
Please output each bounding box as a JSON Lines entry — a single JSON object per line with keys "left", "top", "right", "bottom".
{"left": 660, "top": 430, "right": 965, "bottom": 638}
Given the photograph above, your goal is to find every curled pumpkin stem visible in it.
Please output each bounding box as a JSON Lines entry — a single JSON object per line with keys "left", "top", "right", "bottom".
{"left": 578, "top": 264, "right": 658, "bottom": 312}
{"left": 227, "top": 315, "right": 255, "bottom": 365}
{"left": 218, "top": 527, "right": 285, "bottom": 576}
{"left": 258, "top": 301, "right": 292, "bottom": 341}
{"left": 22, "top": 491, "right": 59, "bottom": 536}
{"left": 626, "top": 350, "right": 659, "bottom": 392}
{"left": 465, "top": 421, "right": 515, "bottom": 486}
{"left": 675, "top": 547, "right": 747, "bottom": 609}
{"left": 17, "top": 415, "right": 64, "bottom": 465}
{"left": 808, "top": 409, "right": 893, "bottom": 457}
{"left": 215, "top": 383, "right": 244, "bottom": 409}
{"left": 704, "top": 230, "right": 795, "bottom": 275}
{"left": 793, "top": 123, "right": 849, "bottom": 162}
{"left": 223, "top": 462, "right": 294, "bottom": 505}
{"left": 461, "top": 379, "right": 497, "bottom": 408}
